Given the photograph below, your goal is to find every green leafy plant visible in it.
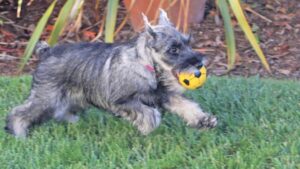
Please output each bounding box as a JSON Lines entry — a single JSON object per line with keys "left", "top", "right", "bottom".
{"left": 19, "top": 0, "right": 119, "bottom": 71}
{"left": 19, "top": 0, "right": 57, "bottom": 72}
{"left": 217, "top": 0, "right": 271, "bottom": 72}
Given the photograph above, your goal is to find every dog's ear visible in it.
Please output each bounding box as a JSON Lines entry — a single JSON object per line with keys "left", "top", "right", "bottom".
{"left": 142, "top": 13, "right": 156, "bottom": 38}
{"left": 158, "top": 9, "right": 171, "bottom": 26}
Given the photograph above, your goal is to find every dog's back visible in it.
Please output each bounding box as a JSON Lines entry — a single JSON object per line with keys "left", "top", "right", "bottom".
{"left": 32, "top": 42, "right": 126, "bottom": 108}
{"left": 33, "top": 42, "right": 119, "bottom": 86}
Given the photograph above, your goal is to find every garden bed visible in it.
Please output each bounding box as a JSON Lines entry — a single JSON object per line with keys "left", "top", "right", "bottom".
{"left": 0, "top": 0, "right": 299, "bottom": 79}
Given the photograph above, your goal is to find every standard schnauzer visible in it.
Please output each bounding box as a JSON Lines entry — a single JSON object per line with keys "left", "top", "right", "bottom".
{"left": 5, "top": 10, "right": 217, "bottom": 138}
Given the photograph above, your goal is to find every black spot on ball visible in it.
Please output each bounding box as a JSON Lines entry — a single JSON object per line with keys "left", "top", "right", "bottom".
{"left": 194, "top": 70, "right": 201, "bottom": 78}
{"left": 183, "top": 79, "right": 190, "bottom": 86}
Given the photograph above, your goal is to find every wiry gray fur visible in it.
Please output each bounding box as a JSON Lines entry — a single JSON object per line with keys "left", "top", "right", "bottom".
{"left": 5, "top": 10, "right": 217, "bottom": 138}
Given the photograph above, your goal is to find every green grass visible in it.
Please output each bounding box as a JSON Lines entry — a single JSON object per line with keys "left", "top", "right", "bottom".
{"left": 0, "top": 76, "right": 299, "bottom": 169}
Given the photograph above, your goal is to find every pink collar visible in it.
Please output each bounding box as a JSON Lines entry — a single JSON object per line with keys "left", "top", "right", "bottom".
{"left": 145, "top": 64, "right": 155, "bottom": 72}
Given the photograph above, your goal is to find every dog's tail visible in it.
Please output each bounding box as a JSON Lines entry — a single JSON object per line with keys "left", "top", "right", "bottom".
{"left": 34, "top": 41, "right": 50, "bottom": 59}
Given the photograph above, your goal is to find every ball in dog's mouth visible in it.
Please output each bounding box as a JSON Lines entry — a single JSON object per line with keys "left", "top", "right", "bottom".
{"left": 172, "top": 64, "right": 207, "bottom": 90}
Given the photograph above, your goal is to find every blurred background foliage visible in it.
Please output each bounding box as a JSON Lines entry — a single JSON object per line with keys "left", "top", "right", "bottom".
{"left": 16, "top": 0, "right": 270, "bottom": 73}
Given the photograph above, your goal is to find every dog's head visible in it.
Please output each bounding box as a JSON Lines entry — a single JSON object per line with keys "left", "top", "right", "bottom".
{"left": 141, "top": 9, "right": 205, "bottom": 73}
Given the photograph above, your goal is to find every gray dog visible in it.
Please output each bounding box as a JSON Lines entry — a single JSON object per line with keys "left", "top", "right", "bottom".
{"left": 5, "top": 10, "right": 217, "bottom": 138}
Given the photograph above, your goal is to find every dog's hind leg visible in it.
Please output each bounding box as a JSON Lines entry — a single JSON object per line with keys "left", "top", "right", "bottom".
{"left": 115, "top": 102, "right": 161, "bottom": 135}
{"left": 132, "top": 105, "right": 161, "bottom": 135}
{"left": 54, "top": 111, "right": 79, "bottom": 123}
{"left": 53, "top": 103, "right": 79, "bottom": 123}
{"left": 5, "top": 97, "right": 52, "bottom": 138}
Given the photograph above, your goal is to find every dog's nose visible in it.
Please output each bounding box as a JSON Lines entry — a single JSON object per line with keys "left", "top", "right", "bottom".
{"left": 196, "top": 62, "right": 203, "bottom": 69}
{"left": 193, "top": 52, "right": 205, "bottom": 67}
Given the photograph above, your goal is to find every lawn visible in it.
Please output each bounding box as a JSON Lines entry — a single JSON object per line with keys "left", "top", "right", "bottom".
{"left": 0, "top": 76, "right": 299, "bottom": 169}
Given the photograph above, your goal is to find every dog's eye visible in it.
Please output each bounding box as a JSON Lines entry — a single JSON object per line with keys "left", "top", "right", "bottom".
{"left": 168, "top": 47, "right": 180, "bottom": 55}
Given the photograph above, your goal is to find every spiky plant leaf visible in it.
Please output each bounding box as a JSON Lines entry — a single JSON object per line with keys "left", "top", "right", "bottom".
{"left": 217, "top": 0, "right": 236, "bottom": 70}
{"left": 105, "top": 0, "right": 119, "bottom": 43}
{"left": 48, "top": 0, "right": 77, "bottom": 46}
{"left": 19, "top": 0, "right": 57, "bottom": 72}
{"left": 228, "top": 0, "right": 271, "bottom": 72}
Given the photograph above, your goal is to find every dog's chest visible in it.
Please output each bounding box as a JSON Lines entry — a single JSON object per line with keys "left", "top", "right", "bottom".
{"left": 158, "top": 70, "right": 185, "bottom": 93}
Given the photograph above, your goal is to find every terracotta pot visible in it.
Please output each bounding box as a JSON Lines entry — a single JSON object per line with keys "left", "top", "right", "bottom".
{"left": 123, "top": 0, "right": 207, "bottom": 32}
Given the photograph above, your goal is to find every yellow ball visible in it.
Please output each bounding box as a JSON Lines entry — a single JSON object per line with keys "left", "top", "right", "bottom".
{"left": 178, "top": 66, "right": 207, "bottom": 90}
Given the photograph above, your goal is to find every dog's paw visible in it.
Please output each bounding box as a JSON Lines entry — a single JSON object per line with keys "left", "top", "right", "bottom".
{"left": 196, "top": 115, "right": 217, "bottom": 129}
{"left": 5, "top": 115, "right": 29, "bottom": 138}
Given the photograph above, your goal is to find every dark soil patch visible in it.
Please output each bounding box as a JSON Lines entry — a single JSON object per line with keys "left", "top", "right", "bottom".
{"left": 0, "top": 0, "right": 299, "bottom": 79}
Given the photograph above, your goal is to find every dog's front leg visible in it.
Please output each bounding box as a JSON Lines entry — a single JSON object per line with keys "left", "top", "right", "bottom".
{"left": 163, "top": 94, "right": 217, "bottom": 129}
